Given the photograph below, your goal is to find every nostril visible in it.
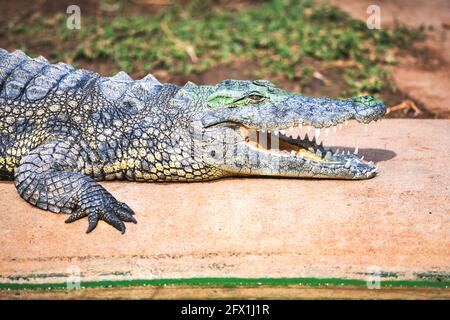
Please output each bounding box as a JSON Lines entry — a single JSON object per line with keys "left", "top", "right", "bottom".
{"left": 352, "top": 96, "right": 386, "bottom": 122}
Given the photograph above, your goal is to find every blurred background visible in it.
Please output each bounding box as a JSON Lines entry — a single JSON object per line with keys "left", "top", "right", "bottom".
{"left": 0, "top": 0, "right": 449, "bottom": 118}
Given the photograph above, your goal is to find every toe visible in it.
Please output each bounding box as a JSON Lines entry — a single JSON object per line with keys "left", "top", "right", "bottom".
{"left": 104, "top": 214, "right": 126, "bottom": 234}
{"left": 65, "top": 210, "right": 88, "bottom": 223}
{"left": 119, "top": 202, "right": 135, "bottom": 215}
{"left": 116, "top": 208, "right": 137, "bottom": 224}
{"left": 86, "top": 212, "right": 99, "bottom": 233}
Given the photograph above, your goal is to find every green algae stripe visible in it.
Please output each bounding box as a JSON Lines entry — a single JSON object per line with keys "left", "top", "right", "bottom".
{"left": 0, "top": 277, "right": 449, "bottom": 291}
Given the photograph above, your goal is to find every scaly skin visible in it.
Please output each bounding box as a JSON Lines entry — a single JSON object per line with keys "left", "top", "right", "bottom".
{"left": 0, "top": 49, "right": 386, "bottom": 233}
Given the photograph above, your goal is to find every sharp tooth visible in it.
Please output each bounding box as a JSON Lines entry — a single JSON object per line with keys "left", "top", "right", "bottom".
{"left": 316, "top": 149, "right": 322, "bottom": 157}
{"left": 354, "top": 146, "right": 359, "bottom": 155}
{"left": 335, "top": 148, "right": 340, "bottom": 155}
{"left": 315, "top": 128, "right": 321, "bottom": 139}
{"left": 345, "top": 159, "right": 351, "bottom": 168}
{"left": 345, "top": 120, "right": 349, "bottom": 126}
{"left": 299, "top": 123, "right": 303, "bottom": 129}
{"left": 325, "top": 128, "right": 329, "bottom": 137}
{"left": 289, "top": 126, "right": 294, "bottom": 130}
{"left": 339, "top": 124, "right": 343, "bottom": 129}
{"left": 347, "top": 150, "right": 350, "bottom": 155}
{"left": 365, "top": 124, "right": 368, "bottom": 133}
{"left": 325, "top": 151, "right": 332, "bottom": 160}
{"left": 360, "top": 156, "right": 364, "bottom": 161}
{"left": 333, "top": 127, "right": 337, "bottom": 133}
{"left": 368, "top": 161, "right": 374, "bottom": 165}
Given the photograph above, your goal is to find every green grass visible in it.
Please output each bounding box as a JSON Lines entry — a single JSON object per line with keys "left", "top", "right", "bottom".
{"left": 10, "top": 0, "right": 424, "bottom": 97}
{"left": 0, "top": 277, "right": 448, "bottom": 291}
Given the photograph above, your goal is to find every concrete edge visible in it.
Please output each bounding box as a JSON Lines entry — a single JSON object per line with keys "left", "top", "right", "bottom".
{"left": 2, "top": 285, "right": 449, "bottom": 300}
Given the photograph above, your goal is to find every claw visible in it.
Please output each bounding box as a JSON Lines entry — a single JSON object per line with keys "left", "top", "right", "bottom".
{"left": 115, "top": 220, "right": 126, "bottom": 234}
{"left": 70, "top": 198, "right": 134, "bottom": 234}
{"left": 120, "top": 202, "right": 135, "bottom": 215}
{"left": 86, "top": 212, "right": 99, "bottom": 234}
{"left": 105, "top": 215, "right": 126, "bottom": 234}
{"left": 117, "top": 208, "right": 137, "bottom": 224}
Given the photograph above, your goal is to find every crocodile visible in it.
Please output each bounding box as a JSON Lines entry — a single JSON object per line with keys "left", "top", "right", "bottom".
{"left": 0, "top": 49, "right": 386, "bottom": 233}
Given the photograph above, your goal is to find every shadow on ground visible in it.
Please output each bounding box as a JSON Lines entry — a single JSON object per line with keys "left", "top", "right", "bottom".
{"left": 333, "top": 147, "right": 397, "bottom": 163}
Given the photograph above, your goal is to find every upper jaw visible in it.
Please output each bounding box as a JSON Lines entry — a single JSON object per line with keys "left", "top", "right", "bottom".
{"left": 201, "top": 95, "right": 386, "bottom": 131}
{"left": 252, "top": 96, "right": 386, "bottom": 130}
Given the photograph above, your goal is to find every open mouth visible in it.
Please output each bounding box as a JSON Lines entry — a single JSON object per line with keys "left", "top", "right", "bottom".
{"left": 240, "top": 120, "right": 377, "bottom": 174}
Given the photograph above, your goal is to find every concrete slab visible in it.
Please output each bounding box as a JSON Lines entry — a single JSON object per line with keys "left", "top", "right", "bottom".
{"left": 0, "top": 120, "right": 449, "bottom": 290}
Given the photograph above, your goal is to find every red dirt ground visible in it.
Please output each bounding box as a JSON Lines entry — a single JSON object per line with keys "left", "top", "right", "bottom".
{"left": 329, "top": 0, "right": 450, "bottom": 118}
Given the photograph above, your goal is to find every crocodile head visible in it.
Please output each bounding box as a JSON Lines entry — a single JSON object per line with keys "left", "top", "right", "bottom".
{"left": 177, "top": 79, "right": 386, "bottom": 179}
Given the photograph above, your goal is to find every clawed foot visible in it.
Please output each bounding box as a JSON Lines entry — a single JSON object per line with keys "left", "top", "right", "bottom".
{"left": 65, "top": 200, "right": 137, "bottom": 234}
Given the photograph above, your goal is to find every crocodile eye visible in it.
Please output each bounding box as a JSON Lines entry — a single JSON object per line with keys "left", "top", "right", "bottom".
{"left": 248, "top": 94, "right": 265, "bottom": 102}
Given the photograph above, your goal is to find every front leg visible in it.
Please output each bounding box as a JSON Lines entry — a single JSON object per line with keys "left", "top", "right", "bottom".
{"left": 14, "top": 140, "right": 136, "bottom": 234}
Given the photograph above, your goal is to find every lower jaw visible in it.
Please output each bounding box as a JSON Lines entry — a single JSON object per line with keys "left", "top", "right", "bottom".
{"left": 229, "top": 155, "right": 376, "bottom": 179}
